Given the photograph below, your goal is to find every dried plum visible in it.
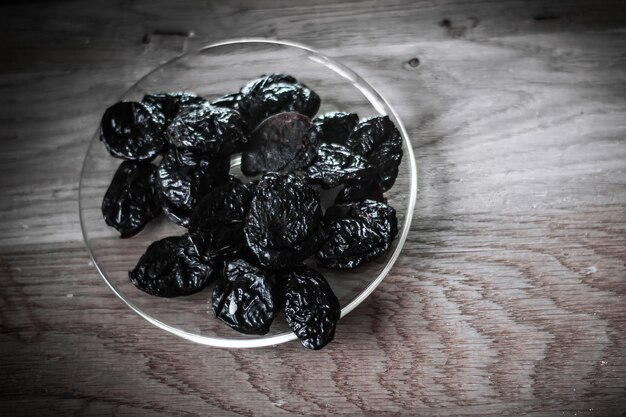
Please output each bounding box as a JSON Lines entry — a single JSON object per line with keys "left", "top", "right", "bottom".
{"left": 305, "top": 143, "right": 371, "bottom": 189}
{"left": 317, "top": 199, "right": 398, "bottom": 269}
{"left": 100, "top": 101, "right": 165, "bottom": 161}
{"left": 281, "top": 266, "right": 340, "bottom": 350}
{"left": 237, "top": 73, "right": 321, "bottom": 129}
{"left": 368, "top": 139, "right": 402, "bottom": 192}
{"left": 242, "top": 73, "right": 297, "bottom": 91}
{"left": 312, "top": 111, "right": 359, "bottom": 146}
{"left": 212, "top": 258, "right": 277, "bottom": 334}
{"left": 102, "top": 160, "right": 161, "bottom": 238}
{"left": 241, "top": 112, "right": 321, "bottom": 176}
{"left": 335, "top": 172, "right": 386, "bottom": 204}
{"left": 157, "top": 147, "right": 230, "bottom": 226}
{"left": 129, "top": 235, "right": 215, "bottom": 297}
{"left": 189, "top": 176, "right": 254, "bottom": 261}
{"left": 142, "top": 92, "right": 208, "bottom": 125}
{"left": 212, "top": 93, "right": 242, "bottom": 111}
{"left": 244, "top": 173, "right": 323, "bottom": 269}
{"left": 166, "top": 104, "right": 249, "bottom": 156}
{"left": 345, "top": 115, "right": 403, "bottom": 191}
{"left": 243, "top": 179, "right": 258, "bottom": 195}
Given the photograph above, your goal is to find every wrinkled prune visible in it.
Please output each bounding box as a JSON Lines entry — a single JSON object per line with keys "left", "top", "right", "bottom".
{"left": 368, "top": 139, "right": 402, "bottom": 192}
{"left": 212, "top": 93, "right": 242, "bottom": 110}
{"left": 189, "top": 176, "right": 254, "bottom": 261}
{"left": 335, "top": 172, "right": 386, "bottom": 204}
{"left": 212, "top": 258, "right": 277, "bottom": 334}
{"left": 281, "top": 266, "right": 340, "bottom": 350}
{"left": 345, "top": 115, "right": 403, "bottom": 191}
{"left": 142, "top": 92, "right": 208, "bottom": 125}
{"left": 100, "top": 101, "right": 165, "bottom": 161}
{"left": 237, "top": 73, "right": 321, "bottom": 129}
{"left": 166, "top": 104, "right": 249, "bottom": 156}
{"left": 243, "top": 179, "right": 258, "bottom": 195}
{"left": 129, "top": 235, "right": 215, "bottom": 297}
{"left": 241, "top": 112, "right": 321, "bottom": 176}
{"left": 242, "top": 73, "right": 297, "bottom": 91}
{"left": 244, "top": 173, "right": 323, "bottom": 269}
{"left": 312, "top": 111, "right": 359, "bottom": 146}
{"left": 102, "top": 160, "right": 161, "bottom": 238}
{"left": 157, "top": 147, "right": 230, "bottom": 226}
{"left": 317, "top": 199, "right": 398, "bottom": 269}
{"left": 305, "top": 143, "right": 371, "bottom": 189}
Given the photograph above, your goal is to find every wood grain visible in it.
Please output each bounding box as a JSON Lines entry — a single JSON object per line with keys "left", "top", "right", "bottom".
{"left": 1, "top": 0, "right": 625, "bottom": 415}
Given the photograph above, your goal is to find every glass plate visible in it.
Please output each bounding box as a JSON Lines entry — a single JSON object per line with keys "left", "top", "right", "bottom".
{"left": 79, "top": 38, "right": 417, "bottom": 348}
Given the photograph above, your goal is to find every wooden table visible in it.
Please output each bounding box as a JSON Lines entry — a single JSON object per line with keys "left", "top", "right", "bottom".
{"left": 1, "top": 1, "right": 625, "bottom": 415}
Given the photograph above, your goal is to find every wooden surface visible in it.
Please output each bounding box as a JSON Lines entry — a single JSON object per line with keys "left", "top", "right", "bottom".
{"left": 1, "top": 0, "right": 625, "bottom": 415}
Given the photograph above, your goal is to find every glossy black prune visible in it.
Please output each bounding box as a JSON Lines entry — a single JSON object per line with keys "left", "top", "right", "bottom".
{"left": 129, "top": 235, "right": 215, "bottom": 297}
{"left": 101, "top": 160, "right": 161, "bottom": 238}
{"left": 243, "top": 179, "right": 258, "bottom": 195}
{"left": 305, "top": 143, "right": 371, "bottom": 189}
{"left": 281, "top": 266, "right": 340, "bottom": 350}
{"left": 237, "top": 73, "right": 321, "bottom": 129}
{"left": 188, "top": 176, "right": 254, "bottom": 261}
{"left": 335, "top": 172, "right": 386, "bottom": 204}
{"left": 142, "top": 92, "right": 208, "bottom": 125}
{"left": 100, "top": 101, "right": 165, "bottom": 161}
{"left": 312, "top": 111, "right": 359, "bottom": 146}
{"left": 368, "top": 138, "right": 403, "bottom": 192}
{"left": 211, "top": 93, "right": 242, "bottom": 111}
{"left": 157, "top": 147, "right": 230, "bottom": 226}
{"left": 212, "top": 258, "right": 277, "bottom": 335}
{"left": 317, "top": 199, "right": 398, "bottom": 269}
{"left": 166, "top": 104, "right": 249, "bottom": 156}
{"left": 242, "top": 73, "right": 297, "bottom": 91}
{"left": 345, "top": 115, "right": 403, "bottom": 191}
{"left": 241, "top": 112, "right": 321, "bottom": 176}
{"left": 244, "top": 173, "right": 323, "bottom": 269}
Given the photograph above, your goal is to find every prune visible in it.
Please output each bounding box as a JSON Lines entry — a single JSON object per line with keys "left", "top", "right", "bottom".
{"left": 101, "top": 160, "right": 161, "bottom": 238}
{"left": 100, "top": 101, "right": 165, "bottom": 161}
{"left": 166, "top": 104, "right": 249, "bottom": 156}
{"left": 345, "top": 116, "right": 403, "bottom": 191}
{"left": 243, "top": 179, "right": 258, "bottom": 195}
{"left": 305, "top": 143, "right": 371, "bottom": 189}
{"left": 129, "top": 235, "right": 215, "bottom": 297}
{"left": 317, "top": 199, "right": 398, "bottom": 269}
{"left": 368, "top": 139, "right": 402, "bottom": 191}
{"left": 157, "top": 147, "right": 230, "bottom": 226}
{"left": 242, "top": 73, "right": 297, "bottom": 91}
{"left": 281, "top": 266, "right": 340, "bottom": 350}
{"left": 237, "top": 73, "right": 321, "bottom": 129}
{"left": 188, "top": 176, "right": 254, "bottom": 261}
{"left": 244, "top": 173, "right": 323, "bottom": 269}
{"left": 312, "top": 112, "right": 359, "bottom": 146}
{"left": 142, "top": 92, "right": 208, "bottom": 125}
{"left": 212, "top": 258, "right": 277, "bottom": 334}
{"left": 335, "top": 172, "right": 386, "bottom": 204}
{"left": 241, "top": 112, "right": 321, "bottom": 176}
{"left": 211, "top": 93, "right": 242, "bottom": 111}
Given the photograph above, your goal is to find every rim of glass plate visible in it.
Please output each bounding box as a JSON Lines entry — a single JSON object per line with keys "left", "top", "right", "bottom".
{"left": 79, "top": 38, "right": 418, "bottom": 348}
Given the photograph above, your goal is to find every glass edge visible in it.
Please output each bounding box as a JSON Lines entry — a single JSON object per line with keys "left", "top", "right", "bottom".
{"left": 78, "top": 37, "right": 417, "bottom": 348}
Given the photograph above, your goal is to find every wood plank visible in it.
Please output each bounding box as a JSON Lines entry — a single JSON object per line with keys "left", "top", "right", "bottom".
{"left": 0, "top": 0, "right": 625, "bottom": 415}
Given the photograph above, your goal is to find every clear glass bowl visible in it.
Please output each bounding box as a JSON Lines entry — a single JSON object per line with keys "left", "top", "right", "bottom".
{"left": 79, "top": 39, "right": 417, "bottom": 348}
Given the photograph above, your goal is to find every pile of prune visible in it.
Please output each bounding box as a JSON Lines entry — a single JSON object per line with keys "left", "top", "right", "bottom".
{"left": 99, "top": 73, "right": 403, "bottom": 350}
